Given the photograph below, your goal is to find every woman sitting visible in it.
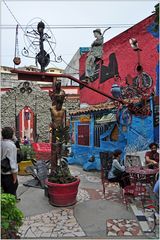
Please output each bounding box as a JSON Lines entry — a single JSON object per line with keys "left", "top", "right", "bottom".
{"left": 108, "top": 149, "right": 130, "bottom": 188}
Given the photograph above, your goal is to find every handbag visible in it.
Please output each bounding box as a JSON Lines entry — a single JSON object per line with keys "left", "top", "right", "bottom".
{"left": 113, "top": 167, "right": 123, "bottom": 177}
{"left": 17, "top": 149, "right": 24, "bottom": 163}
{"left": 1, "top": 157, "right": 11, "bottom": 172}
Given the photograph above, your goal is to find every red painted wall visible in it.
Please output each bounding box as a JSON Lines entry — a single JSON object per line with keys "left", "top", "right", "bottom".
{"left": 79, "top": 15, "right": 158, "bottom": 104}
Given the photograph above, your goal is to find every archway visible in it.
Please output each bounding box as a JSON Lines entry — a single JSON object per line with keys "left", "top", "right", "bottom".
{"left": 18, "top": 106, "right": 35, "bottom": 143}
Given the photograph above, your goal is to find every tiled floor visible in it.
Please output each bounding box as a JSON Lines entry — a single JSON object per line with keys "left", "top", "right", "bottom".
{"left": 106, "top": 219, "right": 143, "bottom": 236}
{"left": 19, "top": 208, "right": 86, "bottom": 238}
{"left": 17, "top": 165, "right": 159, "bottom": 239}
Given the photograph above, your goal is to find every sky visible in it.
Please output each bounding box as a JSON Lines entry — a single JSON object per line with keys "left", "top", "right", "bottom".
{"left": 1, "top": 0, "right": 158, "bottom": 70}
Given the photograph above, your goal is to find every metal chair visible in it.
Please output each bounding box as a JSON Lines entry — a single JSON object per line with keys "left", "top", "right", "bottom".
{"left": 99, "top": 151, "right": 121, "bottom": 196}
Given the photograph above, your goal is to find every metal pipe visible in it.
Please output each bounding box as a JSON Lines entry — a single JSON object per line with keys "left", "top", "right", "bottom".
{"left": 11, "top": 69, "right": 124, "bottom": 104}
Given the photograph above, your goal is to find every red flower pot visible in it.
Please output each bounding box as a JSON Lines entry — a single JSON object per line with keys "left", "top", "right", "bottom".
{"left": 46, "top": 178, "right": 80, "bottom": 207}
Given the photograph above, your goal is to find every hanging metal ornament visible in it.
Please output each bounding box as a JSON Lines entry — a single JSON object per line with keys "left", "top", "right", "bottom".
{"left": 13, "top": 24, "right": 21, "bottom": 65}
{"left": 22, "top": 18, "right": 62, "bottom": 71}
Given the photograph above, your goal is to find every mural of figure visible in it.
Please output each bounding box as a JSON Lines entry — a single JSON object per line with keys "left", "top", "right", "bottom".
{"left": 85, "top": 29, "right": 104, "bottom": 81}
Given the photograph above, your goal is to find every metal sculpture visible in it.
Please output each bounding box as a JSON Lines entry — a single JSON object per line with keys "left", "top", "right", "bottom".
{"left": 111, "top": 39, "right": 153, "bottom": 125}
{"left": 20, "top": 81, "right": 32, "bottom": 94}
{"left": 84, "top": 27, "right": 111, "bottom": 83}
{"left": 22, "top": 18, "right": 62, "bottom": 71}
{"left": 13, "top": 24, "right": 21, "bottom": 65}
{"left": 36, "top": 21, "right": 50, "bottom": 71}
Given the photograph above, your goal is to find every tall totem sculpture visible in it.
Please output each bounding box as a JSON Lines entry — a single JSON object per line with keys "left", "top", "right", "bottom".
{"left": 49, "top": 80, "right": 66, "bottom": 171}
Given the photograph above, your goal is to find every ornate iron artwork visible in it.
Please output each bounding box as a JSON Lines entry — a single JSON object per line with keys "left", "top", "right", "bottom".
{"left": 22, "top": 18, "right": 62, "bottom": 71}
{"left": 20, "top": 81, "right": 32, "bottom": 94}
{"left": 110, "top": 39, "right": 154, "bottom": 121}
{"left": 13, "top": 24, "right": 21, "bottom": 65}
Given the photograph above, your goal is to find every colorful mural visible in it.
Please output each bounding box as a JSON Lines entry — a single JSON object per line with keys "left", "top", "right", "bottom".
{"left": 79, "top": 15, "right": 158, "bottom": 105}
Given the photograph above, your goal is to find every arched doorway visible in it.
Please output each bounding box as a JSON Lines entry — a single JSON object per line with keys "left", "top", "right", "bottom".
{"left": 18, "top": 106, "right": 34, "bottom": 143}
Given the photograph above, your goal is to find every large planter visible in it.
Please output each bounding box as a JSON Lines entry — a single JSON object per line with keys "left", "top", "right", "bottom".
{"left": 18, "top": 160, "right": 33, "bottom": 176}
{"left": 46, "top": 178, "right": 80, "bottom": 207}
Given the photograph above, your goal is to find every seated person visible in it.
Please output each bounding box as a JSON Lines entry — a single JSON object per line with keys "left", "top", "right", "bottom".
{"left": 153, "top": 177, "right": 159, "bottom": 213}
{"left": 145, "top": 142, "right": 159, "bottom": 169}
{"left": 108, "top": 149, "right": 130, "bottom": 188}
{"left": 153, "top": 178, "right": 159, "bottom": 196}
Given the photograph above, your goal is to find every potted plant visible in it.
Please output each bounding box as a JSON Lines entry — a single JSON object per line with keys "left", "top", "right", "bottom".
{"left": 46, "top": 80, "right": 80, "bottom": 207}
{"left": 18, "top": 145, "right": 35, "bottom": 175}
{"left": 1, "top": 192, "right": 24, "bottom": 239}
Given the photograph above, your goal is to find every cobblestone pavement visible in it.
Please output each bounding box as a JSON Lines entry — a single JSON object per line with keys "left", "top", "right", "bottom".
{"left": 17, "top": 165, "right": 159, "bottom": 239}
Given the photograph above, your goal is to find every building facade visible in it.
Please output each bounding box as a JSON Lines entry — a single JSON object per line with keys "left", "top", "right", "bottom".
{"left": 79, "top": 15, "right": 158, "bottom": 104}
{"left": 1, "top": 66, "right": 80, "bottom": 142}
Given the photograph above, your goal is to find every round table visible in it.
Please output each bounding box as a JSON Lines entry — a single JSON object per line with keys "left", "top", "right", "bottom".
{"left": 125, "top": 166, "right": 159, "bottom": 200}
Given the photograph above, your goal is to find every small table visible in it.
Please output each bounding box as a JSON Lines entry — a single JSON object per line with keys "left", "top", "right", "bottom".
{"left": 126, "top": 166, "right": 158, "bottom": 199}
{"left": 126, "top": 166, "right": 158, "bottom": 183}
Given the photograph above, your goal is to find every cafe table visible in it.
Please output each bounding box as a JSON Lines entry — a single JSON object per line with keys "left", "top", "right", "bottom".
{"left": 125, "top": 166, "right": 159, "bottom": 199}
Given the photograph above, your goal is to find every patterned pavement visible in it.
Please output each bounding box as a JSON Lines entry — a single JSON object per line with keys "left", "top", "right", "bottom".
{"left": 17, "top": 165, "right": 159, "bottom": 239}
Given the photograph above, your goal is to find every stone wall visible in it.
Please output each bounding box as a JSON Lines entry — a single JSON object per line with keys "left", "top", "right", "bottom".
{"left": 1, "top": 81, "right": 80, "bottom": 142}
{"left": 1, "top": 82, "right": 51, "bottom": 142}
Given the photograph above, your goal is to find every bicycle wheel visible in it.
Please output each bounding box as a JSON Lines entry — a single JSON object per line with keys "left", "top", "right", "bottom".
{"left": 116, "top": 108, "right": 132, "bottom": 126}
{"left": 133, "top": 72, "right": 153, "bottom": 91}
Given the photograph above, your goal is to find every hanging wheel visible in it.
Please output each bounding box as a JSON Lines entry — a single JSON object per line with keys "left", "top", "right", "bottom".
{"left": 116, "top": 107, "right": 132, "bottom": 126}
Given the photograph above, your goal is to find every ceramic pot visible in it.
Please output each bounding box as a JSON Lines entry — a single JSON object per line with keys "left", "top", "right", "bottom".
{"left": 46, "top": 178, "right": 80, "bottom": 207}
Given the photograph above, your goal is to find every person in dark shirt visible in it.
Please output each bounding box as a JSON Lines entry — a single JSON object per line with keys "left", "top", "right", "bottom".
{"left": 13, "top": 135, "right": 22, "bottom": 163}
{"left": 145, "top": 142, "right": 159, "bottom": 169}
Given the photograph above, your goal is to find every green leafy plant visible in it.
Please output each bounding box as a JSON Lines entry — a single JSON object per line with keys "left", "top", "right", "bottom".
{"left": 48, "top": 159, "right": 77, "bottom": 184}
{"left": 55, "top": 126, "right": 70, "bottom": 144}
{"left": 20, "top": 145, "right": 36, "bottom": 161}
{"left": 1, "top": 193, "right": 24, "bottom": 239}
{"left": 48, "top": 125, "right": 77, "bottom": 184}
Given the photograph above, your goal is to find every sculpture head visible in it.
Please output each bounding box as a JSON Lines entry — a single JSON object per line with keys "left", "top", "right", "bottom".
{"left": 93, "top": 28, "right": 102, "bottom": 35}
{"left": 56, "top": 100, "right": 63, "bottom": 111}
{"left": 55, "top": 79, "right": 61, "bottom": 90}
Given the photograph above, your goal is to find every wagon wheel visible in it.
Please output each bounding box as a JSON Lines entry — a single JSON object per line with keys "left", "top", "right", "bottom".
{"left": 116, "top": 107, "right": 132, "bottom": 126}
{"left": 133, "top": 72, "right": 153, "bottom": 92}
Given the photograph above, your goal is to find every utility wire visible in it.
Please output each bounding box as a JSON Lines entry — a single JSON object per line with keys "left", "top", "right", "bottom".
{"left": 61, "top": 58, "right": 79, "bottom": 73}
{"left": 2, "top": 0, "right": 131, "bottom": 75}
{"left": 2, "top": 0, "right": 25, "bottom": 33}
{"left": 1, "top": 24, "right": 132, "bottom": 29}
{"left": 2, "top": 0, "right": 82, "bottom": 73}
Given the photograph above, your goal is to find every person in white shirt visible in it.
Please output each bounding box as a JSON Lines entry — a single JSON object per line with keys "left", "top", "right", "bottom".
{"left": 1, "top": 127, "right": 18, "bottom": 196}
{"left": 108, "top": 149, "right": 130, "bottom": 188}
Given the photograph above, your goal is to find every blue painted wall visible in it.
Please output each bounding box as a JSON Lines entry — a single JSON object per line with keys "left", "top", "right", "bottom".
{"left": 68, "top": 98, "right": 154, "bottom": 171}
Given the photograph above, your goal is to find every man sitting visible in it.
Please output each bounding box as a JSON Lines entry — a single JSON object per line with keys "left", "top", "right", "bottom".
{"left": 145, "top": 142, "right": 159, "bottom": 169}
